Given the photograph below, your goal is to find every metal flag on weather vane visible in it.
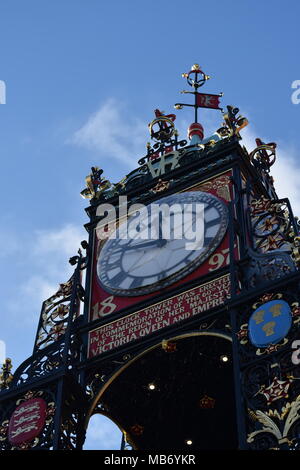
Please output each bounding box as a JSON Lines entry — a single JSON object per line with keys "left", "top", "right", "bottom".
{"left": 174, "top": 64, "right": 223, "bottom": 123}
{"left": 196, "top": 92, "right": 222, "bottom": 110}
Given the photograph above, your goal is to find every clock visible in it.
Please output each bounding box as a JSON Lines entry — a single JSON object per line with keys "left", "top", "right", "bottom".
{"left": 97, "top": 191, "right": 228, "bottom": 296}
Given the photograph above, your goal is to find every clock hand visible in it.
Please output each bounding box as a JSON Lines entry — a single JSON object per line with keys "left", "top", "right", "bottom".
{"left": 127, "top": 248, "right": 161, "bottom": 273}
{"left": 126, "top": 251, "right": 149, "bottom": 272}
{"left": 156, "top": 212, "right": 168, "bottom": 248}
{"left": 124, "top": 240, "right": 164, "bottom": 251}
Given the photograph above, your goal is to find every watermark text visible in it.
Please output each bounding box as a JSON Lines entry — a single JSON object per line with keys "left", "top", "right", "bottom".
{"left": 0, "top": 80, "right": 6, "bottom": 104}
{"left": 0, "top": 340, "right": 6, "bottom": 364}
{"left": 96, "top": 197, "right": 205, "bottom": 250}
{"left": 291, "top": 80, "right": 300, "bottom": 104}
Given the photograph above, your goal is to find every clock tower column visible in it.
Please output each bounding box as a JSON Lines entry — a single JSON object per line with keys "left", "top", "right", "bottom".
{"left": 1, "top": 64, "right": 300, "bottom": 451}
{"left": 81, "top": 65, "right": 300, "bottom": 450}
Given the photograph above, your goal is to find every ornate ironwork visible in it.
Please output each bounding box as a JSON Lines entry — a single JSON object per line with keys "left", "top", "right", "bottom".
{"left": 34, "top": 275, "right": 84, "bottom": 352}
{"left": 250, "top": 196, "right": 293, "bottom": 254}
{"left": 138, "top": 109, "right": 187, "bottom": 165}
{"left": 246, "top": 138, "right": 278, "bottom": 198}
{"left": 217, "top": 105, "right": 248, "bottom": 138}
{"left": 250, "top": 138, "right": 276, "bottom": 172}
{"left": 174, "top": 63, "right": 223, "bottom": 122}
{"left": 233, "top": 280, "right": 300, "bottom": 449}
{"left": 236, "top": 289, "right": 300, "bottom": 363}
{"left": 243, "top": 350, "right": 300, "bottom": 450}
{"left": 85, "top": 352, "right": 133, "bottom": 401}
{"left": 34, "top": 247, "right": 87, "bottom": 353}
{"left": 161, "top": 340, "right": 177, "bottom": 353}
{"left": 3, "top": 63, "right": 300, "bottom": 451}
{"left": 0, "top": 389, "right": 56, "bottom": 450}
{"left": 80, "top": 167, "right": 111, "bottom": 199}
{"left": 60, "top": 408, "right": 85, "bottom": 450}
{"left": 0, "top": 359, "right": 13, "bottom": 390}
{"left": 243, "top": 247, "right": 296, "bottom": 289}
{"left": 150, "top": 178, "right": 170, "bottom": 194}
{"left": 11, "top": 342, "right": 66, "bottom": 387}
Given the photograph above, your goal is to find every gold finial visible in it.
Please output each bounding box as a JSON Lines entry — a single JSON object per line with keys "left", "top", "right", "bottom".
{"left": 80, "top": 167, "right": 111, "bottom": 200}
{"left": 0, "top": 358, "right": 13, "bottom": 390}
{"left": 191, "top": 63, "right": 201, "bottom": 71}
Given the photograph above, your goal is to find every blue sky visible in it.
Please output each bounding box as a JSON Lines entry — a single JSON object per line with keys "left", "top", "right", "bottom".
{"left": 0, "top": 0, "right": 300, "bottom": 450}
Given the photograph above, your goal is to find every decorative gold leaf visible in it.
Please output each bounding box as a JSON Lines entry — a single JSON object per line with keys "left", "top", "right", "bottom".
{"left": 247, "top": 409, "right": 281, "bottom": 443}
{"left": 283, "top": 395, "right": 300, "bottom": 437}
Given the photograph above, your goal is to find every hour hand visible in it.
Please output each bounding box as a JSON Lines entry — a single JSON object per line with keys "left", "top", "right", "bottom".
{"left": 151, "top": 213, "right": 168, "bottom": 248}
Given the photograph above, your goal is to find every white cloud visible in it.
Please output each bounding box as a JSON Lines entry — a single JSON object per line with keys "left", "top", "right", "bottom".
{"left": 7, "top": 223, "right": 86, "bottom": 325}
{"left": 70, "top": 99, "right": 148, "bottom": 168}
{"left": 30, "top": 224, "right": 86, "bottom": 282}
{"left": 10, "top": 276, "right": 59, "bottom": 325}
{"left": 241, "top": 126, "right": 300, "bottom": 217}
{"left": 21, "top": 276, "right": 57, "bottom": 304}
{"left": 33, "top": 223, "right": 85, "bottom": 258}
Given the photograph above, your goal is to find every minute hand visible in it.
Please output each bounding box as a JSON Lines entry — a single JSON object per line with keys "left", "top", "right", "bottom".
{"left": 125, "top": 240, "right": 164, "bottom": 251}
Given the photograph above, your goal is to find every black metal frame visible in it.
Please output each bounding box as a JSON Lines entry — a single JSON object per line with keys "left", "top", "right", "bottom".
{"left": 1, "top": 129, "right": 300, "bottom": 450}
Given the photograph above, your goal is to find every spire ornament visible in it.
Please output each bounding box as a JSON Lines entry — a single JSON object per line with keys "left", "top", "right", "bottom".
{"left": 250, "top": 138, "right": 277, "bottom": 171}
{"left": 80, "top": 167, "right": 111, "bottom": 199}
{"left": 174, "top": 64, "right": 223, "bottom": 124}
{"left": 217, "top": 105, "right": 248, "bottom": 138}
{"left": 174, "top": 64, "right": 224, "bottom": 148}
{"left": 0, "top": 359, "right": 13, "bottom": 390}
{"left": 138, "top": 109, "right": 187, "bottom": 165}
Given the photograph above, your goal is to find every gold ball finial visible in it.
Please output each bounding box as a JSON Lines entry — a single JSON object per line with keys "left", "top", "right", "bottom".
{"left": 191, "top": 64, "right": 201, "bottom": 71}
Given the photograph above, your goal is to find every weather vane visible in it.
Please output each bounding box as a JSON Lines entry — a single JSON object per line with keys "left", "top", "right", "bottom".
{"left": 174, "top": 64, "right": 223, "bottom": 124}
{"left": 137, "top": 63, "right": 249, "bottom": 166}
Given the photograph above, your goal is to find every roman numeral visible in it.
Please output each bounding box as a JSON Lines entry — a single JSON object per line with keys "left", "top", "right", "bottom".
{"left": 204, "top": 236, "right": 214, "bottom": 245}
{"left": 205, "top": 217, "right": 220, "bottom": 228}
{"left": 110, "top": 271, "right": 127, "bottom": 285}
{"left": 106, "top": 260, "right": 121, "bottom": 270}
{"left": 129, "top": 278, "right": 143, "bottom": 289}
{"left": 158, "top": 272, "right": 167, "bottom": 281}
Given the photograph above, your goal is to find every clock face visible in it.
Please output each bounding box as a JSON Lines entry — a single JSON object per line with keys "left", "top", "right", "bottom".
{"left": 97, "top": 191, "right": 228, "bottom": 296}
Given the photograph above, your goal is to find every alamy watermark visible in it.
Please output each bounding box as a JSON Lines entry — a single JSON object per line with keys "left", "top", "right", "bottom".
{"left": 0, "top": 80, "right": 6, "bottom": 104}
{"left": 0, "top": 340, "right": 6, "bottom": 364}
{"left": 96, "top": 196, "right": 205, "bottom": 250}
{"left": 291, "top": 80, "right": 300, "bottom": 104}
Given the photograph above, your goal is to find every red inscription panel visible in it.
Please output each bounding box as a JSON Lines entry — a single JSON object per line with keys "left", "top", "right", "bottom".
{"left": 88, "top": 274, "right": 230, "bottom": 358}
{"left": 8, "top": 398, "right": 47, "bottom": 446}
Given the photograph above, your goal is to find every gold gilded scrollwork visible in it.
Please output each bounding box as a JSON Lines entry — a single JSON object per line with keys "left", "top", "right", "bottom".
{"left": 0, "top": 359, "right": 13, "bottom": 390}
{"left": 80, "top": 167, "right": 111, "bottom": 199}
{"left": 247, "top": 395, "right": 300, "bottom": 448}
{"left": 198, "top": 175, "right": 231, "bottom": 202}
